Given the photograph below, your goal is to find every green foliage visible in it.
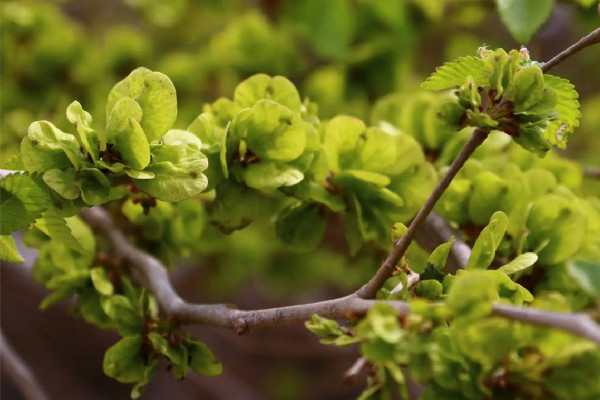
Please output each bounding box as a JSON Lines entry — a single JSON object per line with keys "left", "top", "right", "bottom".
{"left": 0, "top": 234, "right": 24, "bottom": 263}
{"left": 496, "top": 0, "right": 555, "bottom": 43}
{"left": 466, "top": 211, "right": 508, "bottom": 270}
{"left": 1, "top": 1, "right": 599, "bottom": 399}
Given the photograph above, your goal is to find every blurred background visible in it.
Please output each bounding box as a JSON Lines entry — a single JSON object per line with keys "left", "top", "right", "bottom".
{"left": 1, "top": 0, "right": 599, "bottom": 399}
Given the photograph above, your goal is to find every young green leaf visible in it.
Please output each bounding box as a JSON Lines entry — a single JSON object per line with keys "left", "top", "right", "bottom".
{"left": 427, "top": 237, "right": 455, "bottom": 271}
{"left": 242, "top": 163, "right": 304, "bottom": 190}
{"left": 231, "top": 100, "right": 307, "bottom": 163}
{"left": 186, "top": 339, "right": 222, "bottom": 376}
{"left": 466, "top": 211, "right": 508, "bottom": 270}
{"left": 234, "top": 74, "right": 302, "bottom": 113}
{"left": 66, "top": 101, "right": 99, "bottom": 162}
{"left": 131, "top": 359, "right": 159, "bottom": 399}
{"left": 0, "top": 234, "right": 24, "bottom": 263}
{"left": 543, "top": 74, "right": 581, "bottom": 148}
{"left": 107, "top": 67, "right": 177, "bottom": 142}
{"left": 103, "top": 335, "right": 146, "bottom": 383}
{"left": 275, "top": 203, "right": 327, "bottom": 252}
{"left": 421, "top": 56, "right": 486, "bottom": 91}
{"left": 447, "top": 271, "right": 499, "bottom": 320}
{"left": 21, "top": 121, "right": 83, "bottom": 173}
{"left": 106, "top": 97, "right": 151, "bottom": 170}
{"left": 0, "top": 173, "right": 51, "bottom": 234}
{"left": 497, "top": 252, "right": 538, "bottom": 276}
{"left": 90, "top": 267, "right": 115, "bottom": 296}
{"left": 496, "top": 0, "right": 555, "bottom": 43}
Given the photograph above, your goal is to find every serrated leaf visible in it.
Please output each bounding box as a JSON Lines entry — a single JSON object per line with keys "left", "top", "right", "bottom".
{"left": 543, "top": 74, "right": 581, "bottom": 148}
{"left": 0, "top": 173, "right": 51, "bottom": 234}
{"left": 0, "top": 234, "right": 24, "bottom": 263}
{"left": 497, "top": 252, "right": 538, "bottom": 276}
{"left": 41, "top": 211, "right": 86, "bottom": 254}
{"left": 421, "top": 56, "right": 486, "bottom": 91}
{"left": 466, "top": 211, "right": 508, "bottom": 270}
{"left": 107, "top": 67, "right": 177, "bottom": 142}
{"left": 497, "top": 0, "right": 554, "bottom": 43}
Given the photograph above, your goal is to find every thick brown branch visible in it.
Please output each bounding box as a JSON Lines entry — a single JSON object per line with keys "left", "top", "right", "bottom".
{"left": 80, "top": 207, "right": 600, "bottom": 346}
{"left": 80, "top": 207, "right": 411, "bottom": 333}
{"left": 0, "top": 329, "right": 49, "bottom": 400}
{"left": 355, "top": 128, "right": 488, "bottom": 299}
{"left": 541, "top": 27, "right": 600, "bottom": 73}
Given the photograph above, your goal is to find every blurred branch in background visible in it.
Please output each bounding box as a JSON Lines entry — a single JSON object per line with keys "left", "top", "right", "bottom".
{"left": 0, "top": 329, "right": 50, "bottom": 400}
{"left": 583, "top": 165, "right": 600, "bottom": 178}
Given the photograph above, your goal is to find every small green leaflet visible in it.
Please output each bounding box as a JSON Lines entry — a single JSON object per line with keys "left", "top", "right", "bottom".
{"left": 0, "top": 234, "right": 24, "bottom": 263}
{"left": 497, "top": 252, "right": 538, "bottom": 276}
{"left": 421, "top": 56, "right": 486, "bottom": 91}
{"left": 103, "top": 335, "right": 146, "bottom": 383}
{"left": 427, "top": 237, "right": 455, "bottom": 271}
{"left": 466, "top": 211, "right": 508, "bottom": 270}
{"left": 496, "top": 0, "right": 555, "bottom": 43}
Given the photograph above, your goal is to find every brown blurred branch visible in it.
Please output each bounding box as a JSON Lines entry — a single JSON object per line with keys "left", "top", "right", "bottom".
{"left": 492, "top": 304, "right": 600, "bottom": 345}
{"left": 583, "top": 165, "right": 600, "bottom": 179}
{"left": 541, "top": 27, "right": 600, "bottom": 73}
{"left": 0, "top": 329, "right": 50, "bottom": 400}
{"left": 79, "top": 207, "right": 600, "bottom": 346}
{"left": 343, "top": 357, "right": 367, "bottom": 386}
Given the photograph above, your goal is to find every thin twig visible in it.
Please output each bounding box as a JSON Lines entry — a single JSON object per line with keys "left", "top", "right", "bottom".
{"left": 80, "top": 207, "right": 600, "bottom": 346}
{"left": 355, "top": 128, "right": 489, "bottom": 299}
{"left": 583, "top": 165, "right": 600, "bottom": 179}
{"left": 0, "top": 329, "right": 50, "bottom": 400}
{"left": 343, "top": 357, "right": 368, "bottom": 385}
{"left": 541, "top": 27, "right": 600, "bottom": 73}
